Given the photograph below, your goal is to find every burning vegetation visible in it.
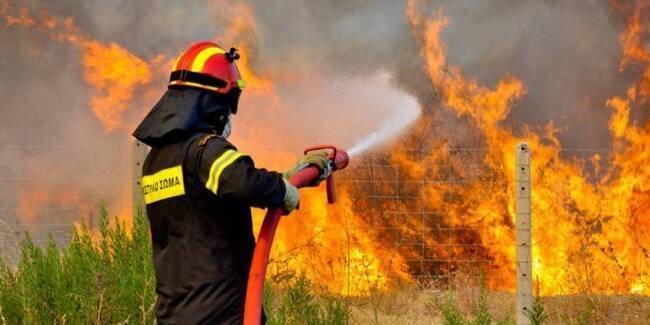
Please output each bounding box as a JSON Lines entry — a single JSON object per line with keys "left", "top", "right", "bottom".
{"left": 0, "top": 0, "right": 649, "bottom": 300}
{"left": 397, "top": 0, "right": 650, "bottom": 295}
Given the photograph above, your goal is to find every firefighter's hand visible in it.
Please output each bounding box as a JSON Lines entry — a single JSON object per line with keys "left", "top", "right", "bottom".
{"left": 283, "top": 151, "right": 332, "bottom": 186}
{"left": 282, "top": 179, "right": 300, "bottom": 213}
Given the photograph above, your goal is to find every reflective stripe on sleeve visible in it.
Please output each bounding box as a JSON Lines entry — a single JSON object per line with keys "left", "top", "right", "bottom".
{"left": 205, "top": 149, "right": 246, "bottom": 194}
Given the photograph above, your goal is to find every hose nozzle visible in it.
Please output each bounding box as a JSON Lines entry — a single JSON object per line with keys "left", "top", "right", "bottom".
{"left": 304, "top": 145, "right": 349, "bottom": 203}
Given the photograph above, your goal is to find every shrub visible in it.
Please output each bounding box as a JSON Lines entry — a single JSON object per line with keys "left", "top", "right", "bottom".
{"left": 264, "top": 275, "right": 350, "bottom": 325}
{"left": 434, "top": 274, "right": 514, "bottom": 325}
{"left": 525, "top": 293, "right": 549, "bottom": 325}
{"left": 0, "top": 205, "right": 349, "bottom": 324}
{"left": 0, "top": 206, "right": 156, "bottom": 324}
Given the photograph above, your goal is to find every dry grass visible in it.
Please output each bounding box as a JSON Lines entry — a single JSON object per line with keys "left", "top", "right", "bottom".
{"left": 342, "top": 284, "right": 650, "bottom": 324}
{"left": 542, "top": 295, "right": 650, "bottom": 325}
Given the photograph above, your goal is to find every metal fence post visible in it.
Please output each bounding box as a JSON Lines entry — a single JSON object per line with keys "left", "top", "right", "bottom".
{"left": 132, "top": 140, "right": 147, "bottom": 216}
{"left": 515, "top": 142, "right": 532, "bottom": 325}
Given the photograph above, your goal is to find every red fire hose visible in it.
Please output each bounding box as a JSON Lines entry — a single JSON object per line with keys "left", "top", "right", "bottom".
{"left": 243, "top": 145, "right": 349, "bottom": 325}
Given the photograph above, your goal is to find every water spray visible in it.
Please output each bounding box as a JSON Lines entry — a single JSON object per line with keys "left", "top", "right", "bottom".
{"left": 347, "top": 131, "right": 384, "bottom": 157}
{"left": 243, "top": 145, "right": 350, "bottom": 325}
{"left": 347, "top": 110, "right": 419, "bottom": 157}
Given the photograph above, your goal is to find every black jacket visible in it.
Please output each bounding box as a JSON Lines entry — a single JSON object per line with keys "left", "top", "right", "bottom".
{"left": 134, "top": 88, "right": 284, "bottom": 323}
{"left": 141, "top": 132, "right": 285, "bottom": 324}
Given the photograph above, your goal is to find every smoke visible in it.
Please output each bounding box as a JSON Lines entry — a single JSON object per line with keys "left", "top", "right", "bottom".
{"left": 3, "top": 0, "right": 640, "bottom": 146}
{"left": 0, "top": 0, "right": 645, "bottom": 244}
{"left": 0, "top": 0, "right": 422, "bottom": 237}
{"left": 430, "top": 0, "right": 638, "bottom": 149}
{"left": 243, "top": 0, "right": 645, "bottom": 149}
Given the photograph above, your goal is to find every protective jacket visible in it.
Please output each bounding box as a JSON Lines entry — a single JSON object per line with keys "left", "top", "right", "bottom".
{"left": 134, "top": 88, "right": 284, "bottom": 324}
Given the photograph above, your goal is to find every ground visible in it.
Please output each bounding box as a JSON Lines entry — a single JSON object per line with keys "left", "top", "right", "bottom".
{"left": 341, "top": 285, "right": 650, "bottom": 324}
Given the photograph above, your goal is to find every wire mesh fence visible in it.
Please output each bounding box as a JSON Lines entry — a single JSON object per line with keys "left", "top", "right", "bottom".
{"left": 0, "top": 143, "right": 131, "bottom": 264}
{"left": 0, "top": 141, "right": 626, "bottom": 290}
{"left": 337, "top": 147, "right": 503, "bottom": 285}
{"left": 334, "top": 146, "right": 621, "bottom": 287}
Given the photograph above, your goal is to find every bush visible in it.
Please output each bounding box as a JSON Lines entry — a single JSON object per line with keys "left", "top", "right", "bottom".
{"left": 0, "top": 205, "right": 350, "bottom": 324}
{"left": 439, "top": 292, "right": 466, "bottom": 325}
{"left": 525, "top": 293, "right": 549, "bottom": 325}
{"left": 264, "top": 275, "right": 350, "bottom": 325}
{"left": 0, "top": 206, "right": 156, "bottom": 324}
{"left": 434, "top": 274, "right": 513, "bottom": 325}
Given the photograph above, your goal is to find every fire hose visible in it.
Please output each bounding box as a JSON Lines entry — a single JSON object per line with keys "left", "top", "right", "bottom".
{"left": 243, "top": 145, "right": 350, "bottom": 325}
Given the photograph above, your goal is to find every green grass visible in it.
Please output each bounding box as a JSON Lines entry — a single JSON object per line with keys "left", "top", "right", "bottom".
{"left": 434, "top": 274, "right": 515, "bottom": 325}
{"left": 264, "top": 276, "right": 349, "bottom": 325}
{"left": 0, "top": 206, "right": 156, "bottom": 324}
{"left": 525, "top": 291, "right": 549, "bottom": 325}
{"left": 0, "top": 206, "right": 349, "bottom": 324}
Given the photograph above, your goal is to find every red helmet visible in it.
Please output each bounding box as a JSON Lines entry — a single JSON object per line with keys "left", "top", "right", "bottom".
{"left": 169, "top": 42, "right": 246, "bottom": 95}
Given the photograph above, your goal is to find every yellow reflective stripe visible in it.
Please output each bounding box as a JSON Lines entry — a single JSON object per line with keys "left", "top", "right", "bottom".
{"left": 211, "top": 152, "right": 245, "bottom": 194}
{"left": 236, "top": 79, "right": 246, "bottom": 88}
{"left": 141, "top": 165, "right": 185, "bottom": 204}
{"left": 191, "top": 47, "right": 226, "bottom": 72}
{"left": 206, "top": 150, "right": 237, "bottom": 190}
{"left": 205, "top": 150, "right": 246, "bottom": 194}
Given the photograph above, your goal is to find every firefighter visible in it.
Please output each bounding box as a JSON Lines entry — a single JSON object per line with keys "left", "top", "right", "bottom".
{"left": 133, "top": 42, "right": 330, "bottom": 324}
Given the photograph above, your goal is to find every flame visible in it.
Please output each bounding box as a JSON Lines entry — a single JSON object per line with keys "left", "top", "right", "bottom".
{"left": 0, "top": 1, "right": 32, "bottom": 27}
{"left": 2, "top": 0, "right": 406, "bottom": 296}
{"left": 82, "top": 41, "right": 152, "bottom": 132}
{"left": 3, "top": 0, "right": 650, "bottom": 297}
{"left": 0, "top": 1, "right": 154, "bottom": 132}
{"left": 1, "top": 1, "right": 162, "bottom": 227}
{"left": 616, "top": 0, "right": 650, "bottom": 102}
{"left": 15, "top": 174, "right": 85, "bottom": 226}
{"left": 213, "top": 0, "right": 276, "bottom": 98}
{"left": 404, "top": 0, "right": 650, "bottom": 295}
{"left": 211, "top": 2, "right": 410, "bottom": 295}
{"left": 263, "top": 189, "right": 410, "bottom": 294}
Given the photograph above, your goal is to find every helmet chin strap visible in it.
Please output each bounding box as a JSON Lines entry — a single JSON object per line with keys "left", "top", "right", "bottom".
{"left": 220, "top": 114, "right": 233, "bottom": 139}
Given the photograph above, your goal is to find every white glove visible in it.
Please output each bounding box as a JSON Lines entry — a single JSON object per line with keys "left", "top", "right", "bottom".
{"left": 282, "top": 178, "right": 300, "bottom": 213}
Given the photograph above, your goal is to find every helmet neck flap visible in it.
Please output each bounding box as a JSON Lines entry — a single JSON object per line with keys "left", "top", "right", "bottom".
{"left": 133, "top": 88, "right": 237, "bottom": 147}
